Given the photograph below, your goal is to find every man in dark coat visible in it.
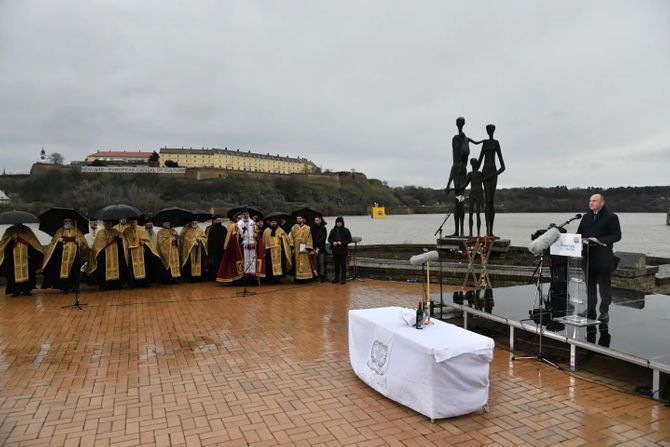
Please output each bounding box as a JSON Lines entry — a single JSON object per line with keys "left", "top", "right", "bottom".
{"left": 577, "top": 193, "right": 621, "bottom": 322}
{"left": 328, "top": 216, "right": 352, "bottom": 284}
{"left": 205, "top": 216, "right": 227, "bottom": 280}
{"left": 311, "top": 215, "right": 328, "bottom": 282}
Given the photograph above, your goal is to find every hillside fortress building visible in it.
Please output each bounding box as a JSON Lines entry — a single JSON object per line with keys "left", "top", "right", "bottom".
{"left": 84, "top": 147, "right": 319, "bottom": 175}
{"left": 158, "top": 147, "right": 318, "bottom": 174}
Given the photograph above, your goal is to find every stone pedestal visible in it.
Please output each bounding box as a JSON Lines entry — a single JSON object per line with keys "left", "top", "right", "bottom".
{"left": 612, "top": 251, "right": 659, "bottom": 292}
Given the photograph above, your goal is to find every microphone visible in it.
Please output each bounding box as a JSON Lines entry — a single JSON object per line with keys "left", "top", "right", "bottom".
{"left": 553, "top": 214, "right": 582, "bottom": 229}
{"left": 528, "top": 227, "right": 561, "bottom": 256}
{"left": 583, "top": 238, "right": 607, "bottom": 247}
{"left": 409, "top": 250, "right": 439, "bottom": 266}
{"left": 80, "top": 262, "right": 89, "bottom": 273}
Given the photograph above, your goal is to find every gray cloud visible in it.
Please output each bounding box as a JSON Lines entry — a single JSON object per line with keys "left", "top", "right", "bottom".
{"left": 1, "top": 0, "right": 668, "bottom": 188}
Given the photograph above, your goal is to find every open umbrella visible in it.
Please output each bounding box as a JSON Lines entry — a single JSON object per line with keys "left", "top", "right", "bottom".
{"left": 291, "top": 207, "right": 322, "bottom": 224}
{"left": 191, "top": 210, "right": 213, "bottom": 222}
{"left": 0, "top": 210, "right": 40, "bottom": 225}
{"left": 150, "top": 207, "right": 192, "bottom": 227}
{"left": 226, "top": 205, "right": 260, "bottom": 221}
{"left": 265, "top": 211, "right": 290, "bottom": 222}
{"left": 251, "top": 211, "right": 264, "bottom": 223}
{"left": 38, "top": 207, "right": 89, "bottom": 236}
{"left": 94, "top": 204, "right": 143, "bottom": 222}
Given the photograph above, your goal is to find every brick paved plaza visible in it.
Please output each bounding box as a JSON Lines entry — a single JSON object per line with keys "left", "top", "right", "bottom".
{"left": 0, "top": 280, "right": 669, "bottom": 446}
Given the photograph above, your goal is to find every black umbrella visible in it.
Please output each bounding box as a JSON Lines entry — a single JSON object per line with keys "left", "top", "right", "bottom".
{"left": 191, "top": 210, "right": 213, "bottom": 223}
{"left": 95, "top": 204, "right": 143, "bottom": 222}
{"left": 265, "top": 211, "right": 290, "bottom": 222}
{"left": 291, "top": 207, "right": 322, "bottom": 224}
{"left": 251, "top": 211, "right": 265, "bottom": 222}
{"left": 0, "top": 210, "right": 40, "bottom": 225}
{"left": 226, "top": 205, "right": 260, "bottom": 221}
{"left": 150, "top": 207, "right": 193, "bottom": 227}
{"left": 38, "top": 207, "right": 89, "bottom": 236}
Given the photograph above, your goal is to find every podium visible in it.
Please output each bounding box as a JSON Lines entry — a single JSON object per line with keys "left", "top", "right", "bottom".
{"left": 552, "top": 236, "right": 599, "bottom": 327}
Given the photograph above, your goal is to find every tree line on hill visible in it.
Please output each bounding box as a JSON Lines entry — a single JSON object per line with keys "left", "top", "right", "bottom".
{"left": 394, "top": 185, "right": 670, "bottom": 213}
{"left": 0, "top": 169, "right": 667, "bottom": 215}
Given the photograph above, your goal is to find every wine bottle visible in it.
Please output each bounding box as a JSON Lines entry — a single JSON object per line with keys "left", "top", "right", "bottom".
{"left": 416, "top": 301, "right": 424, "bottom": 329}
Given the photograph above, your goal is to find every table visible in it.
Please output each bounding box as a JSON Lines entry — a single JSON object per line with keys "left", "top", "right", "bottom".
{"left": 349, "top": 307, "right": 495, "bottom": 420}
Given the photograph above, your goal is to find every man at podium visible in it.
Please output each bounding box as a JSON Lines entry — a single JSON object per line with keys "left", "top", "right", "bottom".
{"left": 577, "top": 193, "right": 621, "bottom": 322}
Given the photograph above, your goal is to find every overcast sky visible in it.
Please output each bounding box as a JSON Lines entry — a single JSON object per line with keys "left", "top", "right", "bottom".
{"left": 1, "top": 1, "right": 668, "bottom": 188}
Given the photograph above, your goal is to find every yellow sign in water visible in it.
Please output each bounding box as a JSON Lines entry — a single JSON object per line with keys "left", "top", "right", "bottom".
{"left": 371, "top": 202, "right": 386, "bottom": 219}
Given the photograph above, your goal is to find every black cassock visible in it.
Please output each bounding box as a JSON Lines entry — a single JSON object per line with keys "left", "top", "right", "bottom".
{"left": 41, "top": 245, "right": 81, "bottom": 293}
{"left": 1, "top": 241, "right": 43, "bottom": 295}
{"left": 207, "top": 224, "right": 227, "bottom": 280}
{"left": 92, "top": 238, "right": 128, "bottom": 290}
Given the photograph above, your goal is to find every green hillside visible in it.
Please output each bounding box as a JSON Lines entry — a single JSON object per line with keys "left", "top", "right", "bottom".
{"left": 0, "top": 168, "right": 667, "bottom": 215}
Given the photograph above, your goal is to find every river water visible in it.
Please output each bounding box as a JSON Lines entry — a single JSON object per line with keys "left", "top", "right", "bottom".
{"left": 324, "top": 213, "right": 670, "bottom": 258}
{"left": 2, "top": 213, "right": 669, "bottom": 258}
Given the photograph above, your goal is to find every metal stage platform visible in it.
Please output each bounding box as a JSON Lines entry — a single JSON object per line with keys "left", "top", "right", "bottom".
{"left": 432, "top": 284, "right": 670, "bottom": 400}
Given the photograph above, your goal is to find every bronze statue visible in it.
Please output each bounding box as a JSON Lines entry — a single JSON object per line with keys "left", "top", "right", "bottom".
{"left": 464, "top": 158, "right": 484, "bottom": 237}
{"left": 446, "top": 117, "right": 482, "bottom": 237}
{"left": 477, "top": 124, "right": 505, "bottom": 237}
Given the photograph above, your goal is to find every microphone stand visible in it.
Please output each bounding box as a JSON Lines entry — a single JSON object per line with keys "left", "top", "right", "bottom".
{"left": 62, "top": 269, "right": 87, "bottom": 310}
{"left": 433, "top": 212, "right": 452, "bottom": 238}
{"left": 433, "top": 212, "right": 451, "bottom": 319}
{"left": 513, "top": 249, "right": 558, "bottom": 368}
{"left": 514, "top": 217, "right": 575, "bottom": 368}
{"left": 63, "top": 231, "right": 88, "bottom": 311}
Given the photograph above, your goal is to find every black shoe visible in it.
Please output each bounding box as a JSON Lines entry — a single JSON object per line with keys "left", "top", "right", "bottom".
{"left": 340, "top": 279, "right": 346, "bottom": 284}
{"left": 331, "top": 279, "right": 338, "bottom": 284}
{"left": 598, "top": 313, "right": 609, "bottom": 322}
{"left": 11, "top": 293, "right": 20, "bottom": 297}
{"left": 23, "top": 291, "right": 32, "bottom": 296}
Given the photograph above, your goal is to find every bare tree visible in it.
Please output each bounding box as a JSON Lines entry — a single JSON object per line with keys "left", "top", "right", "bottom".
{"left": 48, "top": 152, "right": 65, "bottom": 165}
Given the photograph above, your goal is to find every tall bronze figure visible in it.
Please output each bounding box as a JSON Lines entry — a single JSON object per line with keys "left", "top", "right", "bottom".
{"left": 477, "top": 124, "right": 505, "bottom": 237}
{"left": 446, "top": 117, "right": 481, "bottom": 237}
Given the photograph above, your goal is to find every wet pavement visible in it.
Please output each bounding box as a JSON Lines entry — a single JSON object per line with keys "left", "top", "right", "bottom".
{"left": 0, "top": 279, "right": 668, "bottom": 446}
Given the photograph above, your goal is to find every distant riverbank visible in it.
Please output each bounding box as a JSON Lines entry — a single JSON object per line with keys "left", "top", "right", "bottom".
{"left": 1, "top": 168, "right": 668, "bottom": 216}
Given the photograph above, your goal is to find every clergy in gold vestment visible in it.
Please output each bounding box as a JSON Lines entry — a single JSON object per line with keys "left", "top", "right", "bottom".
{"left": 113, "top": 218, "right": 129, "bottom": 234}
{"left": 41, "top": 218, "right": 90, "bottom": 294}
{"left": 88, "top": 220, "right": 128, "bottom": 290}
{"left": 121, "top": 218, "right": 162, "bottom": 287}
{"left": 262, "top": 218, "right": 292, "bottom": 283}
{"left": 156, "top": 220, "right": 181, "bottom": 283}
{"left": 0, "top": 224, "right": 44, "bottom": 296}
{"left": 290, "top": 215, "right": 316, "bottom": 282}
{"left": 180, "top": 220, "right": 208, "bottom": 282}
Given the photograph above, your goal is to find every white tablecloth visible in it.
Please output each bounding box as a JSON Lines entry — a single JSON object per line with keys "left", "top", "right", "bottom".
{"left": 349, "top": 306, "right": 494, "bottom": 420}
